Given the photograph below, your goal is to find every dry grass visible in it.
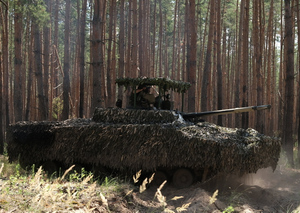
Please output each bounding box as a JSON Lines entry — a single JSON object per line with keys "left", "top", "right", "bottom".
{"left": 0, "top": 155, "right": 193, "bottom": 213}
{"left": 0, "top": 155, "right": 213, "bottom": 212}
{"left": 0, "top": 155, "right": 127, "bottom": 212}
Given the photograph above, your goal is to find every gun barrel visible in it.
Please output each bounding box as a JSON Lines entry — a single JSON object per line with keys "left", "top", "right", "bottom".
{"left": 181, "top": 105, "right": 271, "bottom": 119}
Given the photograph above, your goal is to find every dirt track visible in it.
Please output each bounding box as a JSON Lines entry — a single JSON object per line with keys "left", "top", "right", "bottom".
{"left": 115, "top": 163, "right": 300, "bottom": 212}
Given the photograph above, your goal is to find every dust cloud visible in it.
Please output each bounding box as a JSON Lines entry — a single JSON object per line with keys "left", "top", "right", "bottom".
{"left": 133, "top": 158, "right": 300, "bottom": 212}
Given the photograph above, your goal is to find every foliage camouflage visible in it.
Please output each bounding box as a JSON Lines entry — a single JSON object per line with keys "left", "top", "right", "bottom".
{"left": 7, "top": 108, "right": 280, "bottom": 177}
{"left": 93, "top": 108, "right": 178, "bottom": 124}
{"left": 115, "top": 77, "right": 191, "bottom": 93}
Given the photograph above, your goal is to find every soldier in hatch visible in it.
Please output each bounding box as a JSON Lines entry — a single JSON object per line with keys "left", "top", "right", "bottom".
{"left": 129, "top": 85, "right": 156, "bottom": 109}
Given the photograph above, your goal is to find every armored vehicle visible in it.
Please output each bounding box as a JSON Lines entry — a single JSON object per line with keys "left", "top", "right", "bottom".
{"left": 7, "top": 77, "right": 281, "bottom": 188}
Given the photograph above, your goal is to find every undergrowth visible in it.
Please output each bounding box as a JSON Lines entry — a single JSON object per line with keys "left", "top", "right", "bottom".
{"left": 0, "top": 155, "right": 126, "bottom": 212}
{"left": 0, "top": 155, "right": 235, "bottom": 212}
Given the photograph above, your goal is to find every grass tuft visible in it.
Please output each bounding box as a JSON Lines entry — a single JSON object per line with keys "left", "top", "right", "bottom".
{"left": 0, "top": 156, "right": 130, "bottom": 212}
{"left": 155, "top": 180, "right": 167, "bottom": 207}
{"left": 209, "top": 189, "right": 218, "bottom": 205}
{"left": 133, "top": 169, "right": 141, "bottom": 183}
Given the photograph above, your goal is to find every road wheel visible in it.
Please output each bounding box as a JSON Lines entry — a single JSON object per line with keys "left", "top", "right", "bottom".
{"left": 172, "top": 168, "right": 194, "bottom": 188}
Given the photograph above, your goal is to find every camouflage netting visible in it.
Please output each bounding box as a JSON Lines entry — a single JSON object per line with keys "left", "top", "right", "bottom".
{"left": 7, "top": 108, "right": 281, "bottom": 176}
{"left": 93, "top": 108, "right": 179, "bottom": 124}
{"left": 115, "top": 77, "right": 191, "bottom": 93}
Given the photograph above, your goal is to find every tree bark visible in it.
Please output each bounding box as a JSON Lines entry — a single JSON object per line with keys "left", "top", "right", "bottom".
{"left": 14, "top": 1, "right": 23, "bottom": 122}
{"left": 62, "top": 0, "right": 71, "bottom": 120}
{"left": 171, "top": 0, "right": 178, "bottom": 80}
{"left": 158, "top": 0, "right": 163, "bottom": 77}
{"left": 79, "top": 0, "right": 87, "bottom": 117}
{"left": 106, "top": 0, "right": 116, "bottom": 107}
{"left": 53, "top": 0, "right": 59, "bottom": 97}
{"left": 253, "top": 0, "right": 264, "bottom": 132}
{"left": 216, "top": 0, "right": 222, "bottom": 125}
{"left": 118, "top": 0, "right": 125, "bottom": 101}
{"left": 241, "top": 0, "right": 250, "bottom": 129}
{"left": 25, "top": 22, "right": 34, "bottom": 121}
{"left": 43, "top": 0, "right": 51, "bottom": 120}
{"left": 297, "top": 0, "right": 300, "bottom": 166}
{"left": 34, "top": 25, "right": 47, "bottom": 120}
{"left": 90, "top": 0, "right": 104, "bottom": 115}
{"left": 0, "top": 0, "right": 8, "bottom": 154}
{"left": 235, "top": 0, "right": 243, "bottom": 127}
{"left": 283, "top": 0, "right": 295, "bottom": 167}
{"left": 151, "top": 0, "right": 157, "bottom": 77}
{"left": 187, "top": 0, "right": 196, "bottom": 112}
{"left": 2, "top": 1, "right": 10, "bottom": 128}
{"left": 126, "top": 0, "right": 132, "bottom": 78}
{"left": 138, "top": 0, "right": 143, "bottom": 76}
{"left": 266, "top": 0, "right": 274, "bottom": 135}
{"left": 132, "top": 0, "right": 138, "bottom": 76}
{"left": 201, "top": 0, "right": 214, "bottom": 111}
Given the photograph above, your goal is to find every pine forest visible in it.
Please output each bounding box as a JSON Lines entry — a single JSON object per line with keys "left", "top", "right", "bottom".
{"left": 0, "top": 0, "right": 300, "bottom": 166}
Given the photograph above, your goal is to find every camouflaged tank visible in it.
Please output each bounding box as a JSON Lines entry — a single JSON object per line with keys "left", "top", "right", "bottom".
{"left": 6, "top": 78, "right": 281, "bottom": 188}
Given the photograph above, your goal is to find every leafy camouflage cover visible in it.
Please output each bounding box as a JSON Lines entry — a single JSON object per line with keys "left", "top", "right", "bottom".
{"left": 7, "top": 108, "right": 280, "bottom": 178}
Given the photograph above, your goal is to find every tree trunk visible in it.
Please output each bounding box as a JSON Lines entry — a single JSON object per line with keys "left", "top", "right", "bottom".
{"left": 14, "top": 1, "right": 23, "bottom": 122}
{"left": 283, "top": 0, "right": 295, "bottom": 167}
{"left": 253, "top": 0, "right": 264, "bottom": 132}
{"left": 171, "top": 0, "right": 178, "bottom": 80}
{"left": 138, "top": 0, "right": 143, "bottom": 76}
{"left": 235, "top": 0, "right": 243, "bottom": 127}
{"left": 43, "top": 0, "right": 51, "bottom": 120}
{"left": 2, "top": 1, "right": 10, "bottom": 129}
{"left": 297, "top": 0, "right": 300, "bottom": 166}
{"left": 111, "top": 5, "right": 117, "bottom": 106}
{"left": 34, "top": 25, "right": 47, "bottom": 120}
{"left": 201, "top": 0, "right": 214, "bottom": 111}
{"left": 106, "top": 0, "right": 116, "bottom": 107}
{"left": 62, "top": 0, "right": 71, "bottom": 120}
{"left": 266, "top": 0, "right": 274, "bottom": 135}
{"left": 25, "top": 23, "right": 34, "bottom": 121}
{"left": 118, "top": 0, "right": 125, "bottom": 102}
{"left": 158, "top": 0, "right": 163, "bottom": 77}
{"left": 151, "top": 0, "right": 157, "bottom": 76}
{"left": 278, "top": 0, "right": 285, "bottom": 144}
{"left": 54, "top": 0, "right": 59, "bottom": 97}
{"left": 182, "top": 1, "right": 188, "bottom": 111}
{"left": 79, "top": 0, "right": 87, "bottom": 117}
{"left": 241, "top": 0, "right": 250, "bottom": 129}
{"left": 197, "top": 1, "right": 209, "bottom": 112}
{"left": 0, "top": 0, "right": 8, "bottom": 154}
{"left": 132, "top": 0, "right": 138, "bottom": 76}
{"left": 187, "top": 0, "right": 196, "bottom": 112}
{"left": 216, "top": 0, "right": 222, "bottom": 125}
{"left": 90, "top": 0, "right": 104, "bottom": 115}
{"left": 126, "top": 0, "right": 132, "bottom": 78}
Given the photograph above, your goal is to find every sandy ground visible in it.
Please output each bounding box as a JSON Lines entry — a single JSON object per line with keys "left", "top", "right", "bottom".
{"left": 108, "top": 162, "right": 300, "bottom": 213}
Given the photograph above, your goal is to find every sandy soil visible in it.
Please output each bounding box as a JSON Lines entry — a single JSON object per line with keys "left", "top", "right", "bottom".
{"left": 108, "top": 163, "right": 300, "bottom": 213}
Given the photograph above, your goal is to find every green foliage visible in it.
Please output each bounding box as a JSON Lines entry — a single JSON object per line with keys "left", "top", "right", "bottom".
{"left": 68, "top": 167, "right": 93, "bottom": 182}
{"left": 223, "top": 205, "right": 235, "bottom": 213}
{"left": 52, "top": 97, "right": 63, "bottom": 120}
{"left": 14, "top": 163, "right": 21, "bottom": 178}
{"left": 222, "top": 0, "right": 238, "bottom": 32}
{"left": 101, "top": 176, "right": 119, "bottom": 187}
{"left": 13, "top": 0, "right": 50, "bottom": 27}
